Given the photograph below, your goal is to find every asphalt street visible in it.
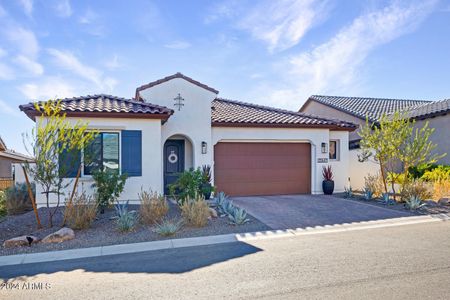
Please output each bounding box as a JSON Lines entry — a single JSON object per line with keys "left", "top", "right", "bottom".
{"left": 1, "top": 221, "right": 450, "bottom": 299}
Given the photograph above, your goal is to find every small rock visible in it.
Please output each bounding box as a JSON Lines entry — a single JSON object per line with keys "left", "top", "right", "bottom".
{"left": 208, "top": 207, "right": 218, "bottom": 218}
{"left": 438, "top": 198, "right": 449, "bottom": 206}
{"left": 41, "top": 227, "right": 75, "bottom": 244}
{"left": 426, "top": 200, "right": 438, "bottom": 207}
{"left": 3, "top": 235, "right": 39, "bottom": 248}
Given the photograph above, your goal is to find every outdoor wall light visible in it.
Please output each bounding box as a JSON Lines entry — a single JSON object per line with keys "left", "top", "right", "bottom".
{"left": 321, "top": 142, "right": 328, "bottom": 153}
{"left": 201, "top": 141, "right": 207, "bottom": 154}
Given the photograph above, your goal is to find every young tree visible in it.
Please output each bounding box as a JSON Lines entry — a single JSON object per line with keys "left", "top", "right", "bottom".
{"left": 359, "top": 112, "right": 443, "bottom": 198}
{"left": 23, "top": 100, "right": 97, "bottom": 228}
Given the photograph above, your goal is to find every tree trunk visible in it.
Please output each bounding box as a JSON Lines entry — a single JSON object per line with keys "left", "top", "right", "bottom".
{"left": 378, "top": 158, "right": 388, "bottom": 194}
{"left": 22, "top": 165, "right": 42, "bottom": 229}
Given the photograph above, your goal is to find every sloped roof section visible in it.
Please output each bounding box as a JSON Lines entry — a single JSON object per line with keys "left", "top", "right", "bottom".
{"left": 20, "top": 94, "right": 173, "bottom": 121}
{"left": 212, "top": 98, "right": 357, "bottom": 131}
{"left": 136, "top": 72, "right": 219, "bottom": 100}
{"left": 0, "top": 136, "right": 6, "bottom": 151}
{"left": 302, "top": 95, "right": 431, "bottom": 122}
{"left": 401, "top": 98, "right": 450, "bottom": 120}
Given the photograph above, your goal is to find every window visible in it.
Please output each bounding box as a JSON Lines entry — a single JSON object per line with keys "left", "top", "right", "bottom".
{"left": 84, "top": 132, "right": 120, "bottom": 175}
{"left": 329, "top": 140, "right": 339, "bottom": 160}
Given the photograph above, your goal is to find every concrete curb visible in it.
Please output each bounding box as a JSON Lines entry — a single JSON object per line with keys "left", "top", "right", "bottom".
{"left": 0, "top": 214, "right": 447, "bottom": 267}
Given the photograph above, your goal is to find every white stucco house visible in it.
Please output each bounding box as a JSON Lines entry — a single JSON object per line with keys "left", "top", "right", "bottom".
{"left": 19, "top": 73, "right": 357, "bottom": 207}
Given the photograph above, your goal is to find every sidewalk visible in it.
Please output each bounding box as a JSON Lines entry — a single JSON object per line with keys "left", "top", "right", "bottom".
{"left": 0, "top": 214, "right": 447, "bottom": 267}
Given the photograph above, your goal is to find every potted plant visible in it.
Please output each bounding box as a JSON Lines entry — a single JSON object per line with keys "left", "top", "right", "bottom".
{"left": 200, "top": 165, "right": 213, "bottom": 200}
{"left": 322, "top": 165, "right": 334, "bottom": 195}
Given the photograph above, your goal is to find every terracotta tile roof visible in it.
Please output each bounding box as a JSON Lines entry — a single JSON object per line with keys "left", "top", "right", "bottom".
{"left": 401, "top": 98, "right": 450, "bottom": 120}
{"left": 20, "top": 94, "right": 173, "bottom": 121}
{"left": 303, "top": 95, "right": 432, "bottom": 122}
{"left": 136, "top": 72, "right": 219, "bottom": 99}
{"left": 212, "top": 98, "right": 357, "bottom": 130}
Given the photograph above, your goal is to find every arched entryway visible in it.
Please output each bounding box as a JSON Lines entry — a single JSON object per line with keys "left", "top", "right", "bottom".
{"left": 163, "top": 135, "right": 194, "bottom": 194}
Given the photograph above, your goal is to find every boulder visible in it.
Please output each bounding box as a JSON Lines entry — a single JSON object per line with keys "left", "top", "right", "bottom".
{"left": 3, "top": 235, "right": 39, "bottom": 248}
{"left": 41, "top": 227, "right": 75, "bottom": 244}
{"left": 208, "top": 207, "right": 218, "bottom": 218}
{"left": 438, "top": 198, "right": 449, "bottom": 206}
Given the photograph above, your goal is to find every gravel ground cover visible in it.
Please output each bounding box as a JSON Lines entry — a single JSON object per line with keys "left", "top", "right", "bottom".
{"left": 0, "top": 202, "right": 270, "bottom": 256}
{"left": 335, "top": 193, "right": 450, "bottom": 216}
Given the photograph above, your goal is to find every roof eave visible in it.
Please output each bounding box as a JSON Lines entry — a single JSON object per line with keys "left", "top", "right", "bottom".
{"left": 211, "top": 122, "right": 356, "bottom": 131}
{"left": 21, "top": 109, "right": 173, "bottom": 122}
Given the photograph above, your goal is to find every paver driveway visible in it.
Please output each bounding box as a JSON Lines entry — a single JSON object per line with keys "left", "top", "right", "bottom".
{"left": 232, "top": 194, "right": 413, "bottom": 230}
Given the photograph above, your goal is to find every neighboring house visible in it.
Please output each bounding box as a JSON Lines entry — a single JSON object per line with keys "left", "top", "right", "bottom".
{"left": 0, "top": 135, "right": 32, "bottom": 189}
{"left": 300, "top": 95, "right": 450, "bottom": 189}
{"left": 20, "top": 73, "right": 357, "bottom": 206}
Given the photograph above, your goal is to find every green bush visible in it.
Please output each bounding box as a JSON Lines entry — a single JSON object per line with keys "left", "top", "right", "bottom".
{"left": 92, "top": 170, "right": 127, "bottom": 212}
{"left": 421, "top": 165, "right": 450, "bottom": 182}
{"left": 5, "top": 183, "right": 34, "bottom": 215}
{"left": 168, "top": 168, "right": 204, "bottom": 204}
{"left": 0, "top": 190, "right": 6, "bottom": 217}
{"left": 408, "top": 164, "right": 439, "bottom": 179}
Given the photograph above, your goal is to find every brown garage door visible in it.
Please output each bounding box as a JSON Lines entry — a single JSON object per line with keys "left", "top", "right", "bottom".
{"left": 214, "top": 142, "right": 311, "bottom": 196}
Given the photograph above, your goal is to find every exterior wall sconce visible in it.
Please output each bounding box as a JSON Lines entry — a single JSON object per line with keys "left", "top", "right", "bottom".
{"left": 201, "top": 141, "right": 207, "bottom": 154}
{"left": 321, "top": 142, "right": 328, "bottom": 154}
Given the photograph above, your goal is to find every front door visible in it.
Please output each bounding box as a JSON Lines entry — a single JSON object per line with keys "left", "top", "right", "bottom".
{"left": 164, "top": 140, "right": 185, "bottom": 194}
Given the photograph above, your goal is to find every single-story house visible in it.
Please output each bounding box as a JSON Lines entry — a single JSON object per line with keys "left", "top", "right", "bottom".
{"left": 0, "top": 136, "right": 32, "bottom": 189}
{"left": 300, "top": 95, "right": 450, "bottom": 189}
{"left": 19, "top": 73, "right": 357, "bottom": 206}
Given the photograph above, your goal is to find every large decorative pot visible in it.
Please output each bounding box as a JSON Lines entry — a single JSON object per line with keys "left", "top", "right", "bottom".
{"left": 201, "top": 183, "right": 212, "bottom": 200}
{"left": 322, "top": 180, "right": 335, "bottom": 195}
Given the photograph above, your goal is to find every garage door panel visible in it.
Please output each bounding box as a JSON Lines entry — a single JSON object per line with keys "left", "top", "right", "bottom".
{"left": 214, "top": 142, "right": 311, "bottom": 196}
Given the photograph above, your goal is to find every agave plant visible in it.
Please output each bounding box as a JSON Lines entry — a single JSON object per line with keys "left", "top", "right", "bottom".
{"left": 405, "top": 196, "right": 426, "bottom": 211}
{"left": 363, "top": 187, "right": 373, "bottom": 201}
{"left": 153, "top": 219, "right": 183, "bottom": 236}
{"left": 223, "top": 199, "right": 236, "bottom": 216}
{"left": 214, "top": 192, "right": 232, "bottom": 216}
{"left": 228, "top": 207, "right": 250, "bottom": 225}
{"left": 115, "top": 200, "right": 129, "bottom": 218}
{"left": 379, "top": 193, "right": 395, "bottom": 205}
{"left": 344, "top": 186, "right": 353, "bottom": 198}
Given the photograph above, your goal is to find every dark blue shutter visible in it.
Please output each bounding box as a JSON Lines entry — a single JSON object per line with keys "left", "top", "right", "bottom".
{"left": 121, "top": 130, "right": 142, "bottom": 177}
{"left": 59, "top": 147, "right": 81, "bottom": 178}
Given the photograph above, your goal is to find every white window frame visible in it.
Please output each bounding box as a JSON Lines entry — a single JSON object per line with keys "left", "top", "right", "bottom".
{"left": 329, "top": 139, "right": 340, "bottom": 161}
{"left": 81, "top": 130, "right": 122, "bottom": 178}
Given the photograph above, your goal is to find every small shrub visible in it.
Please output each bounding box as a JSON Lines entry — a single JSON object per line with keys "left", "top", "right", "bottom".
{"left": 5, "top": 182, "right": 34, "bottom": 215}
{"left": 64, "top": 192, "right": 97, "bottom": 230}
{"left": 421, "top": 166, "right": 450, "bottom": 182}
{"left": 92, "top": 169, "right": 127, "bottom": 212}
{"left": 364, "top": 173, "right": 384, "bottom": 198}
{"left": 228, "top": 207, "right": 250, "bottom": 225}
{"left": 180, "top": 196, "right": 210, "bottom": 227}
{"left": 115, "top": 200, "right": 136, "bottom": 232}
{"left": 400, "top": 180, "right": 432, "bottom": 202}
{"left": 409, "top": 163, "right": 438, "bottom": 179}
{"left": 432, "top": 180, "right": 450, "bottom": 201}
{"left": 344, "top": 186, "right": 353, "bottom": 198}
{"left": 153, "top": 218, "right": 183, "bottom": 236}
{"left": 139, "top": 189, "right": 168, "bottom": 224}
{"left": 168, "top": 168, "right": 204, "bottom": 204}
{"left": 379, "top": 193, "right": 395, "bottom": 205}
{"left": 404, "top": 196, "right": 426, "bottom": 211}
{"left": 363, "top": 187, "right": 373, "bottom": 201}
{"left": 0, "top": 190, "right": 6, "bottom": 217}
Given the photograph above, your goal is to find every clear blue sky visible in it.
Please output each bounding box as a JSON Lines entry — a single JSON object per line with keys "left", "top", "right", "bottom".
{"left": 1, "top": 0, "right": 450, "bottom": 153}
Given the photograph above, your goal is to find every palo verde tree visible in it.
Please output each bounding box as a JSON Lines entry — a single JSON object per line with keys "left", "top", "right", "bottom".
{"left": 359, "top": 112, "right": 442, "bottom": 197}
{"left": 23, "top": 100, "right": 97, "bottom": 228}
